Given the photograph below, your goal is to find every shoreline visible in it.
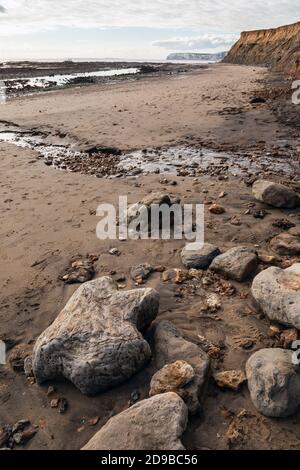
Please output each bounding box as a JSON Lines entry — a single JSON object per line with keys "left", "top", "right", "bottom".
{"left": 0, "top": 61, "right": 207, "bottom": 98}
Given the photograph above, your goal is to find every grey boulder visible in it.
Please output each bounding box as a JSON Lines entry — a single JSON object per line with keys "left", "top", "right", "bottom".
{"left": 252, "top": 180, "right": 299, "bottom": 209}
{"left": 153, "top": 321, "right": 210, "bottom": 414}
{"left": 251, "top": 263, "right": 300, "bottom": 328}
{"left": 246, "top": 348, "right": 300, "bottom": 418}
{"left": 32, "top": 277, "right": 159, "bottom": 395}
{"left": 82, "top": 392, "right": 188, "bottom": 450}
{"left": 181, "top": 243, "right": 220, "bottom": 269}
{"left": 210, "top": 246, "right": 258, "bottom": 282}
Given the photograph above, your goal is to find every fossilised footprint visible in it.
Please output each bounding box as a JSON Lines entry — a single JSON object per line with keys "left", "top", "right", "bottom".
{"left": 32, "top": 277, "right": 159, "bottom": 395}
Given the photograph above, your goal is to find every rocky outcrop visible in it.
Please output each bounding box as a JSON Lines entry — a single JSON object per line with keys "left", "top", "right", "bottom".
{"left": 32, "top": 277, "right": 159, "bottom": 395}
{"left": 82, "top": 393, "right": 188, "bottom": 450}
{"left": 224, "top": 21, "right": 300, "bottom": 77}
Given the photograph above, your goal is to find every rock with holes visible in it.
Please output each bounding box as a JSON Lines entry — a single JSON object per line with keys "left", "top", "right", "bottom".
{"left": 246, "top": 349, "right": 300, "bottom": 418}
{"left": 252, "top": 180, "right": 300, "bottom": 209}
{"left": 213, "top": 370, "right": 247, "bottom": 391}
{"left": 32, "top": 277, "right": 159, "bottom": 395}
{"left": 270, "top": 227, "right": 300, "bottom": 256}
{"left": 210, "top": 246, "right": 258, "bottom": 282}
{"left": 153, "top": 321, "right": 210, "bottom": 414}
{"left": 82, "top": 392, "right": 188, "bottom": 450}
{"left": 251, "top": 264, "right": 300, "bottom": 328}
{"left": 149, "top": 360, "right": 195, "bottom": 397}
{"left": 181, "top": 243, "right": 220, "bottom": 269}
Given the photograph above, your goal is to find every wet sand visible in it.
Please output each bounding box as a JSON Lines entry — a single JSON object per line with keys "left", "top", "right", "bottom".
{"left": 0, "top": 64, "right": 300, "bottom": 450}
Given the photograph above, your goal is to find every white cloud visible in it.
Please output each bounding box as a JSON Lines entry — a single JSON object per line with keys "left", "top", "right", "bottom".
{"left": 153, "top": 34, "right": 238, "bottom": 51}
{"left": 0, "top": 0, "right": 299, "bottom": 35}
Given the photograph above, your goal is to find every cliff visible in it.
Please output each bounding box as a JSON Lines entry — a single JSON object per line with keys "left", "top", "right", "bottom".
{"left": 167, "top": 52, "right": 227, "bottom": 62}
{"left": 223, "top": 21, "right": 300, "bottom": 77}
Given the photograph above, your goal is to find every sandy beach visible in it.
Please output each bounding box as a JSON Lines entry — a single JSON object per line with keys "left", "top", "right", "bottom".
{"left": 1, "top": 63, "right": 300, "bottom": 450}
{"left": 0, "top": 64, "right": 282, "bottom": 150}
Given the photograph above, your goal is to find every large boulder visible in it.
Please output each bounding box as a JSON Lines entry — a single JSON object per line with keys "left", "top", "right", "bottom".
{"left": 210, "top": 246, "right": 258, "bottom": 282}
{"left": 252, "top": 180, "right": 299, "bottom": 209}
{"left": 82, "top": 392, "right": 188, "bottom": 450}
{"left": 251, "top": 264, "right": 300, "bottom": 328}
{"left": 246, "top": 349, "right": 300, "bottom": 418}
{"left": 153, "top": 321, "right": 210, "bottom": 414}
{"left": 181, "top": 243, "right": 220, "bottom": 269}
{"left": 270, "top": 227, "right": 300, "bottom": 256}
{"left": 32, "top": 277, "right": 159, "bottom": 395}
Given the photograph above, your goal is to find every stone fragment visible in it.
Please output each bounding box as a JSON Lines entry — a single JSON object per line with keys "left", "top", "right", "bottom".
{"left": 213, "top": 370, "right": 246, "bottom": 391}
{"left": 149, "top": 360, "right": 195, "bottom": 397}
{"left": 61, "top": 258, "right": 95, "bottom": 284}
{"left": 209, "top": 204, "right": 225, "bottom": 214}
{"left": 130, "top": 263, "right": 154, "bottom": 282}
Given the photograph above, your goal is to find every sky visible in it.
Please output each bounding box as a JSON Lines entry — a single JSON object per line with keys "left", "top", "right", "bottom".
{"left": 0, "top": 0, "right": 299, "bottom": 61}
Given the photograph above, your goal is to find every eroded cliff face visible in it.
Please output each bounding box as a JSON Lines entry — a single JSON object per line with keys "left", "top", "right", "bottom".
{"left": 224, "top": 22, "right": 300, "bottom": 77}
